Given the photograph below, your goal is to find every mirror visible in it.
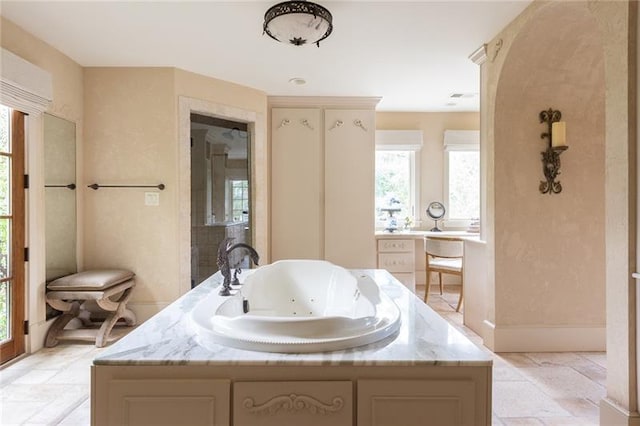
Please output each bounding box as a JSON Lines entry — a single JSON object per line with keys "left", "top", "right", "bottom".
{"left": 190, "top": 114, "right": 251, "bottom": 287}
{"left": 44, "top": 114, "right": 77, "bottom": 287}
{"left": 426, "top": 201, "right": 445, "bottom": 232}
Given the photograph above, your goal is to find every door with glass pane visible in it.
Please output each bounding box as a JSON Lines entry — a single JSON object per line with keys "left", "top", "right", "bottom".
{"left": 0, "top": 105, "right": 26, "bottom": 364}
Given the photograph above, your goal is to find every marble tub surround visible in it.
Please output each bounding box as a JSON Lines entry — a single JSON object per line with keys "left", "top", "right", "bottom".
{"left": 93, "top": 269, "right": 492, "bottom": 425}
{"left": 94, "top": 269, "right": 490, "bottom": 366}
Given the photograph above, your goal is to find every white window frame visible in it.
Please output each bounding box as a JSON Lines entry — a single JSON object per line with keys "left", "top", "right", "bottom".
{"left": 375, "top": 131, "right": 423, "bottom": 229}
{"left": 443, "top": 130, "right": 480, "bottom": 228}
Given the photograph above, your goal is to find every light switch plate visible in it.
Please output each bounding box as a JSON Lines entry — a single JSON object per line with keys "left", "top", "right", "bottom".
{"left": 145, "top": 192, "right": 160, "bottom": 206}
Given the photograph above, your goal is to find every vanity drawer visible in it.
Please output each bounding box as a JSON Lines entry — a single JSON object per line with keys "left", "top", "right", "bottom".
{"left": 377, "top": 239, "right": 414, "bottom": 253}
{"left": 233, "top": 381, "right": 352, "bottom": 426}
{"left": 378, "top": 252, "right": 414, "bottom": 273}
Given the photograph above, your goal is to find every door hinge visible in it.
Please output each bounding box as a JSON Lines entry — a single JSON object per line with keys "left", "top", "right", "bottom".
{"left": 24, "top": 174, "right": 29, "bottom": 189}
{"left": 24, "top": 247, "right": 29, "bottom": 262}
{"left": 23, "top": 320, "right": 29, "bottom": 335}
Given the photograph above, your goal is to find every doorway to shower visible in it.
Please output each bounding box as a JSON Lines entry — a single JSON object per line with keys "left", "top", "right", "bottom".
{"left": 190, "top": 113, "right": 251, "bottom": 287}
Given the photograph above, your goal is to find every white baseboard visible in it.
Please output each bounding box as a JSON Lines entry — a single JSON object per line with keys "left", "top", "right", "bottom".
{"left": 27, "top": 319, "right": 53, "bottom": 353}
{"left": 481, "top": 320, "right": 605, "bottom": 352}
{"left": 600, "top": 398, "right": 640, "bottom": 425}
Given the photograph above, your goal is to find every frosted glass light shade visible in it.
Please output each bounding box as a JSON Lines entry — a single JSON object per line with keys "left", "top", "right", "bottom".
{"left": 263, "top": 1, "right": 333, "bottom": 47}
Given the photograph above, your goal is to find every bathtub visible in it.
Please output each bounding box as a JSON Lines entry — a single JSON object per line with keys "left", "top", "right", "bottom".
{"left": 191, "top": 260, "right": 401, "bottom": 353}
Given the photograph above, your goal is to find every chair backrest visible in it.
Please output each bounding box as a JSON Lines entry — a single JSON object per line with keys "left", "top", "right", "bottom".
{"left": 424, "top": 237, "right": 463, "bottom": 258}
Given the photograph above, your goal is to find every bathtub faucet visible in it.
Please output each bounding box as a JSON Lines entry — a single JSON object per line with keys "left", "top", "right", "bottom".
{"left": 217, "top": 238, "right": 259, "bottom": 296}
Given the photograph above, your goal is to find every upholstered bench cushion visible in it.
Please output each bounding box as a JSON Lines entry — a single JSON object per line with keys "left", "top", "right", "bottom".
{"left": 47, "top": 269, "right": 135, "bottom": 291}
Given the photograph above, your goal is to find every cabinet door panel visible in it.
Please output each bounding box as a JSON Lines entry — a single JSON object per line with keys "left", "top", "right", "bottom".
{"left": 234, "top": 381, "right": 352, "bottom": 426}
{"left": 324, "top": 109, "right": 375, "bottom": 268}
{"left": 271, "top": 108, "right": 322, "bottom": 260}
{"left": 357, "top": 379, "right": 478, "bottom": 426}
{"left": 107, "top": 379, "right": 230, "bottom": 426}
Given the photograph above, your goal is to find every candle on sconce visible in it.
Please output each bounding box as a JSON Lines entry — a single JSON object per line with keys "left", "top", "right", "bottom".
{"left": 551, "top": 121, "right": 567, "bottom": 147}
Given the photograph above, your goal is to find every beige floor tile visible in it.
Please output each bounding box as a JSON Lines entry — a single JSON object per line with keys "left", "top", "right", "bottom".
{"left": 57, "top": 398, "right": 91, "bottom": 426}
{"left": 0, "top": 401, "right": 49, "bottom": 424}
{"left": 500, "top": 417, "right": 546, "bottom": 425}
{"left": 27, "top": 391, "right": 87, "bottom": 424}
{"left": 571, "top": 363, "right": 606, "bottom": 387}
{"left": 495, "top": 353, "right": 541, "bottom": 368}
{"left": 523, "top": 352, "right": 596, "bottom": 367}
{"left": 540, "top": 416, "right": 599, "bottom": 425}
{"left": 493, "top": 381, "right": 571, "bottom": 418}
{"left": 494, "top": 366, "right": 525, "bottom": 382}
{"left": 517, "top": 366, "right": 605, "bottom": 401}
{"left": 13, "top": 368, "right": 59, "bottom": 385}
{"left": 0, "top": 366, "right": 30, "bottom": 386}
{"left": 553, "top": 397, "right": 599, "bottom": 418}
{"left": 581, "top": 352, "right": 606, "bottom": 369}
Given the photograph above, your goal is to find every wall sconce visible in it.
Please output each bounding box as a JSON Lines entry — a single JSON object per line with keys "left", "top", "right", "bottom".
{"left": 538, "top": 108, "right": 568, "bottom": 194}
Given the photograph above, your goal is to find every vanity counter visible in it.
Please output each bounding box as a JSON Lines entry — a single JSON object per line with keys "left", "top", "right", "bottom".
{"left": 375, "top": 230, "right": 481, "bottom": 240}
{"left": 92, "top": 270, "right": 492, "bottom": 425}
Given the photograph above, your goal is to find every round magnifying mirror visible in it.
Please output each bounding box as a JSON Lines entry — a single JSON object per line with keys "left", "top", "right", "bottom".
{"left": 426, "top": 202, "right": 445, "bottom": 232}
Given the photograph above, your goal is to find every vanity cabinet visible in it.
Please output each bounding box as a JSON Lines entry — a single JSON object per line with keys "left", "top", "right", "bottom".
{"left": 233, "top": 381, "right": 352, "bottom": 426}
{"left": 93, "top": 367, "right": 490, "bottom": 426}
{"left": 357, "top": 380, "right": 476, "bottom": 425}
{"left": 103, "top": 378, "right": 230, "bottom": 425}
{"left": 377, "top": 238, "right": 416, "bottom": 292}
{"left": 270, "top": 98, "right": 379, "bottom": 268}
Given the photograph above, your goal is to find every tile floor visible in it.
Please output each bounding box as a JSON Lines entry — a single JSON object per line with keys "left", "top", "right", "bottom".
{"left": 0, "top": 285, "right": 606, "bottom": 425}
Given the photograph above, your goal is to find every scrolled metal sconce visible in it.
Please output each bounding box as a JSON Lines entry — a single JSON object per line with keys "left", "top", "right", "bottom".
{"left": 538, "top": 108, "right": 568, "bottom": 194}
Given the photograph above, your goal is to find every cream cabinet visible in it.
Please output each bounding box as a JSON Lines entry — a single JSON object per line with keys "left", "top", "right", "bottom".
{"left": 102, "top": 378, "right": 230, "bottom": 426}
{"left": 357, "top": 380, "right": 476, "bottom": 426}
{"left": 377, "top": 238, "right": 416, "bottom": 291}
{"left": 270, "top": 98, "right": 378, "bottom": 268}
{"left": 94, "top": 366, "right": 491, "bottom": 426}
{"left": 233, "top": 381, "right": 352, "bottom": 426}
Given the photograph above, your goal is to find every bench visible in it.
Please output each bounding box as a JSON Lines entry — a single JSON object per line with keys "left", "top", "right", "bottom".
{"left": 44, "top": 269, "right": 136, "bottom": 348}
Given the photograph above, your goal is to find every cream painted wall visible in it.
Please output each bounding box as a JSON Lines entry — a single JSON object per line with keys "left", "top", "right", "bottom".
{"left": 1, "top": 16, "right": 84, "bottom": 352}
{"left": 376, "top": 112, "right": 479, "bottom": 228}
{"left": 494, "top": 3, "right": 606, "bottom": 328}
{"left": 83, "top": 67, "right": 267, "bottom": 321}
{"left": 83, "top": 68, "right": 178, "bottom": 320}
{"left": 480, "top": 0, "right": 636, "bottom": 419}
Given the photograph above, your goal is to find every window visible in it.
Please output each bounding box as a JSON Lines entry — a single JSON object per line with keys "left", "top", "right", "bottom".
{"left": 230, "top": 180, "right": 248, "bottom": 222}
{"left": 443, "top": 130, "right": 480, "bottom": 223}
{"left": 375, "top": 151, "right": 415, "bottom": 227}
{"left": 374, "top": 130, "right": 423, "bottom": 229}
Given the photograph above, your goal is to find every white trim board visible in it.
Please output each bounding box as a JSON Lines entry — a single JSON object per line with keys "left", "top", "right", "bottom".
{"left": 482, "top": 320, "right": 605, "bottom": 352}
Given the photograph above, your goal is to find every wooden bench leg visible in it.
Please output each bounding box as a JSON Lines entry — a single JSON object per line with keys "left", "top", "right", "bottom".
{"left": 45, "top": 301, "right": 80, "bottom": 348}
{"left": 95, "top": 287, "right": 136, "bottom": 348}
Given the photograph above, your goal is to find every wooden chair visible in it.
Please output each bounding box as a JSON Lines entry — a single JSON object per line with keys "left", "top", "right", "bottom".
{"left": 424, "top": 237, "right": 464, "bottom": 312}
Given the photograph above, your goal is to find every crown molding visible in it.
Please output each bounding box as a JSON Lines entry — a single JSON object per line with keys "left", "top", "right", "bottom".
{"left": 469, "top": 44, "right": 488, "bottom": 66}
{"left": 268, "top": 96, "right": 382, "bottom": 110}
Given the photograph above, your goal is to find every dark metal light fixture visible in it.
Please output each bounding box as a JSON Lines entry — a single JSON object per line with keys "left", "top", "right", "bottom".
{"left": 263, "top": 1, "right": 333, "bottom": 47}
{"left": 538, "top": 108, "right": 568, "bottom": 194}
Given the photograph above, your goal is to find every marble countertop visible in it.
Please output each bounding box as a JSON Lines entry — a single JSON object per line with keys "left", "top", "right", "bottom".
{"left": 94, "top": 269, "right": 492, "bottom": 367}
{"left": 375, "top": 230, "right": 482, "bottom": 240}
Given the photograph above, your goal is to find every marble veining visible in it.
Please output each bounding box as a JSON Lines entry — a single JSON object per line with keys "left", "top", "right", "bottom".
{"left": 94, "top": 269, "right": 491, "bottom": 367}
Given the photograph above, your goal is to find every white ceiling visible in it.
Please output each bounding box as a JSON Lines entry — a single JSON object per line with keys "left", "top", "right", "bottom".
{"left": 0, "top": 0, "right": 531, "bottom": 111}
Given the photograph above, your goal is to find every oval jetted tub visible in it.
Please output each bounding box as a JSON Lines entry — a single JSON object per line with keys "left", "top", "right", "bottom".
{"left": 191, "top": 260, "right": 401, "bottom": 353}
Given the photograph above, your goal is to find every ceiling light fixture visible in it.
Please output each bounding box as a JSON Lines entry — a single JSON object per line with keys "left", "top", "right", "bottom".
{"left": 288, "top": 77, "right": 306, "bottom": 85}
{"left": 263, "top": 1, "right": 333, "bottom": 47}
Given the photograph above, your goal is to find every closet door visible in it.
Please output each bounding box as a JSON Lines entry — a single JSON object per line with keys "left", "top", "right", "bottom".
{"left": 324, "top": 109, "right": 375, "bottom": 268}
{"left": 271, "top": 108, "right": 322, "bottom": 260}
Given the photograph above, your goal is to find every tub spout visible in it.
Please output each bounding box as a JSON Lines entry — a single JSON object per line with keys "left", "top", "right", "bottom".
{"left": 217, "top": 238, "right": 260, "bottom": 296}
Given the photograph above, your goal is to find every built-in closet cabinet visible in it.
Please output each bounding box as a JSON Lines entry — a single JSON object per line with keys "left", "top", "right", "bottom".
{"left": 270, "top": 98, "right": 379, "bottom": 268}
